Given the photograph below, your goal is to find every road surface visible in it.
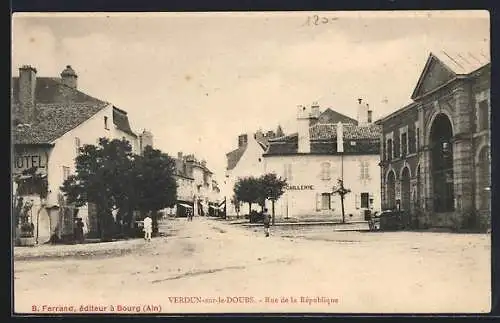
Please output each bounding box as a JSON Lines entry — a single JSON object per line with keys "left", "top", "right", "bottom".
{"left": 14, "top": 216, "right": 491, "bottom": 314}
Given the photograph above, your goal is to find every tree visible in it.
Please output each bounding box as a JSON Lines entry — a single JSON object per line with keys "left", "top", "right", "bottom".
{"left": 259, "top": 173, "right": 287, "bottom": 225}
{"left": 233, "top": 177, "right": 261, "bottom": 216}
{"left": 332, "top": 179, "right": 351, "bottom": 223}
{"left": 131, "top": 146, "right": 177, "bottom": 234}
{"left": 61, "top": 138, "right": 134, "bottom": 241}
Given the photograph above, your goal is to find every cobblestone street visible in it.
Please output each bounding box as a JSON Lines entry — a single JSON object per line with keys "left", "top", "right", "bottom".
{"left": 14, "top": 217, "right": 491, "bottom": 314}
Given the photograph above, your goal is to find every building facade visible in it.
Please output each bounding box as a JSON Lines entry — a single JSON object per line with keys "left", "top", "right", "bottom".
{"left": 376, "top": 50, "right": 490, "bottom": 228}
{"left": 223, "top": 130, "right": 277, "bottom": 216}
{"left": 12, "top": 65, "right": 142, "bottom": 243}
{"left": 263, "top": 101, "right": 381, "bottom": 222}
{"left": 169, "top": 152, "right": 221, "bottom": 217}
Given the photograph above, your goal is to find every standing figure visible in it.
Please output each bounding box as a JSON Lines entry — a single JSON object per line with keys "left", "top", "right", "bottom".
{"left": 187, "top": 209, "right": 193, "bottom": 221}
{"left": 76, "top": 218, "right": 85, "bottom": 243}
{"left": 263, "top": 208, "right": 271, "bottom": 237}
{"left": 143, "top": 215, "right": 152, "bottom": 242}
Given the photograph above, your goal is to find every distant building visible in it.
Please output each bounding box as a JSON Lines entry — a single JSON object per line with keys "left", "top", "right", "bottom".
{"left": 170, "top": 152, "right": 221, "bottom": 217}
{"left": 376, "top": 50, "right": 490, "bottom": 228}
{"left": 223, "top": 127, "right": 281, "bottom": 216}
{"left": 12, "top": 65, "right": 140, "bottom": 243}
{"left": 263, "top": 101, "right": 381, "bottom": 221}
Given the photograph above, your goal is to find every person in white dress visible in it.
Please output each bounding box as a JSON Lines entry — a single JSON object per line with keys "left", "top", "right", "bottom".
{"left": 143, "top": 215, "right": 152, "bottom": 242}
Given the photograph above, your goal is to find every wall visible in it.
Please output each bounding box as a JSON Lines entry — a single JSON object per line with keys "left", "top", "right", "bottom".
{"left": 263, "top": 153, "right": 381, "bottom": 221}
{"left": 223, "top": 134, "right": 266, "bottom": 215}
{"left": 46, "top": 104, "right": 140, "bottom": 235}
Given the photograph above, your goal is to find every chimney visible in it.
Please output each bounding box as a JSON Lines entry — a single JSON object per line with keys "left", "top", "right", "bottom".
{"left": 60, "top": 65, "right": 78, "bottom": 89}
{"left": 357, "top": 98, "right": 369, "bottom": 126}
{"left": 18, "top": 65, "right": 37, "bottom": 122}
{"left": 311, "top": 102, "right": 320, "bottom": 118}
{"left": 367, "top": 108, "right": 373, "bottom": 123}
{"left": 297, "top": 105, "right": 311, "bottom": 153}
{"left": 336, "top": 122, "right": 344, "bottom": 153}
{"left": 238, "top": 134, "right": 248, "bottom": 148}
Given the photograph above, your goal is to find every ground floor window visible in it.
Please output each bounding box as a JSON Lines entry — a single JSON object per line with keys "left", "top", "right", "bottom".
{"left": 321, "top": 193, "right": 331, "bottom": 210}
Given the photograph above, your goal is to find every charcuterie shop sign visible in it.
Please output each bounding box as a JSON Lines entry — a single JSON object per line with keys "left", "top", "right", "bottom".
{"left": 286, "top": 185, "right": 314, "bottom": 190}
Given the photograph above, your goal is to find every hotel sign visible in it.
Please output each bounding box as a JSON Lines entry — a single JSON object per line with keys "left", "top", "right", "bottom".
{"left": 13, "top": 151, "right": 49, "bottom": 175}
{"left": 285, "top": 185, "right": 314, "bottom": 190}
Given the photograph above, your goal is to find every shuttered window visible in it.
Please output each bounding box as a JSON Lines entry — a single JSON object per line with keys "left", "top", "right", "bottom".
{"left": 321, "top": 193, "right": 331, "bottom": 210}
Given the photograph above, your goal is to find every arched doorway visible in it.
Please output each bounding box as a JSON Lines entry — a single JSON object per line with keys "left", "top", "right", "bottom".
{"left": 401, "top": 167, "right": 411, "bottom": 211}
{"left": 430, "top": 113, "right": 454, "bottom": 212}
{"left": 387, "top": 170, "right": 396, "bottom": 210}
{"left": 477, "top": 146, "right": 491, "bottom": 212}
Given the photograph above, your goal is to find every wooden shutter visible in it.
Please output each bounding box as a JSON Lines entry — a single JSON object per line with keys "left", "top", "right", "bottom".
{"left": 355, "top": 193, "right": 360, "bottom": 209}
{"left": 315, "top": 193, "right": 321, "bottom": 211}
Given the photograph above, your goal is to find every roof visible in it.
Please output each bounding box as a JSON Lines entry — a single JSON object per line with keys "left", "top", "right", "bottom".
{"left": 432, "top": 49, "right": 490, "bottom": 75}
{"left": 411, "top": 49, "right": 490, "bottom": 100}
{"left": 374, "top": 101, "right": 419, "bottom": 125}
{"left": 12, "top": 75, "right": 137, "bottom": 144}
{"left": 265, "top": 123, "right": 381, "bottom": 156}
{"left": 226, "top": 145, "right": 247, "bottom": 171}
{"left": 113, "top": 107, "right": 137, "bottom": 137}
{"left": 310, "top": 123, "right": 381, "bottom": 140}
{"left": 13, "top": 102, "right": 109, "bottom": 144}
{"left": 315, "top": 108, "right": 358, "bottom": 125}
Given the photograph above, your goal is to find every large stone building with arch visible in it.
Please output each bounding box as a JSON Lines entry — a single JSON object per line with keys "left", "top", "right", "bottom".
{"left": 376, "top": 50, "right": 490, "bottom": 227}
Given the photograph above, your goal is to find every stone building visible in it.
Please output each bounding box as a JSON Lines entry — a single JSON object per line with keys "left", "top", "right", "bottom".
{"left": 376, "top": 50, "right": 490, "bottom": 228}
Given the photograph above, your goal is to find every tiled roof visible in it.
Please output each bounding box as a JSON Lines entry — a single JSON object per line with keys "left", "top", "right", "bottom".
{"left": 310, "top": 123, "right": 381, "bottom": 140}
{"left": 12, "top": 75, "right": 136, "bottom": 144}
{"left": 314, "top": 108, "right": 358, "bottom": 125}
{"left": 265, "top": 123, "right": 381, "bottom": 156}
{"left": 13, "top": 102, "right": 108, "bottom": 144}
{"left": 113, "top": 107, "right": 137, "bottom": 137}
{"left": 226, "top": 145, "right": 247, "bottom": 171}
{"left": 433, "top": 49, "right": 490, "bottom": 75}
{"left": 12, "top": 77, "right": 102, "bottom": 105}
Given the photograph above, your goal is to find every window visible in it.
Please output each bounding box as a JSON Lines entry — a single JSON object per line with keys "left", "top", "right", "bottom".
{"left": 321, "top": 193, "right": 331, "bottom": 210}
{"left": 75, "top": 137, "right": 81, "bottom": 155}
{"left": 62, "top": 166, "right": 71, "bottom": 181}
{"left": 360, "top": 161, "right": 370, "bottom": 180}
{"left": 361, "top": 192, "right": 369, "bottom": 208}
{"left": 320, "top": 162, "right": 331, "bottom": 181}
{"left": 387, "top": 139, "right": 393, "bottom": 161}
{"left": 104, "top": 116, "right": 109, "bottom": 130}
{"left": 478, "top": 100, "right": 489, "bottom": 131}
{"left": 401, "top": 132, "right": 408, "bottom": 158}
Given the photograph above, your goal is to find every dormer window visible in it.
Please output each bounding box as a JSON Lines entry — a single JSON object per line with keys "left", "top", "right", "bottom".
{"left": 104, "top": 116, "right": 109, "bottom": 130}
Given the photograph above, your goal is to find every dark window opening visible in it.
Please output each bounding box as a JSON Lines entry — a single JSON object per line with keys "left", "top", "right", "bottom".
{"left": 478, "top": 100, "right": 489, "bottom": 131}
{"left": 401, "top": 132, "right": 408, "bottom": 158}
{"left": 360, "top": 192, "right": 369, "bottom": 208}
{"left": 104, "top": 116, "right": 109, "bottom": 130}
{"left": 387, "top": 139, "right": 393, "bottom": 161}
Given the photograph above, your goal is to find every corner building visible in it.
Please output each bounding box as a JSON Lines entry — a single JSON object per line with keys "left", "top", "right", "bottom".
{"left": 263, "top": 102, "right": 381, "bottom": 222}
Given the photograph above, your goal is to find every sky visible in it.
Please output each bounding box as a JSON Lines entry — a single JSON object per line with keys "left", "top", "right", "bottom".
{"left": 12, "top": 11, "right": 490, "bottom": 180}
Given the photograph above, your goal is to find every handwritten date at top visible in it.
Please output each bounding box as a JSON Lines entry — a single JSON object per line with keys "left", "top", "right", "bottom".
{"left": 304, "top": 15, "right": 339, "bottom": 26}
